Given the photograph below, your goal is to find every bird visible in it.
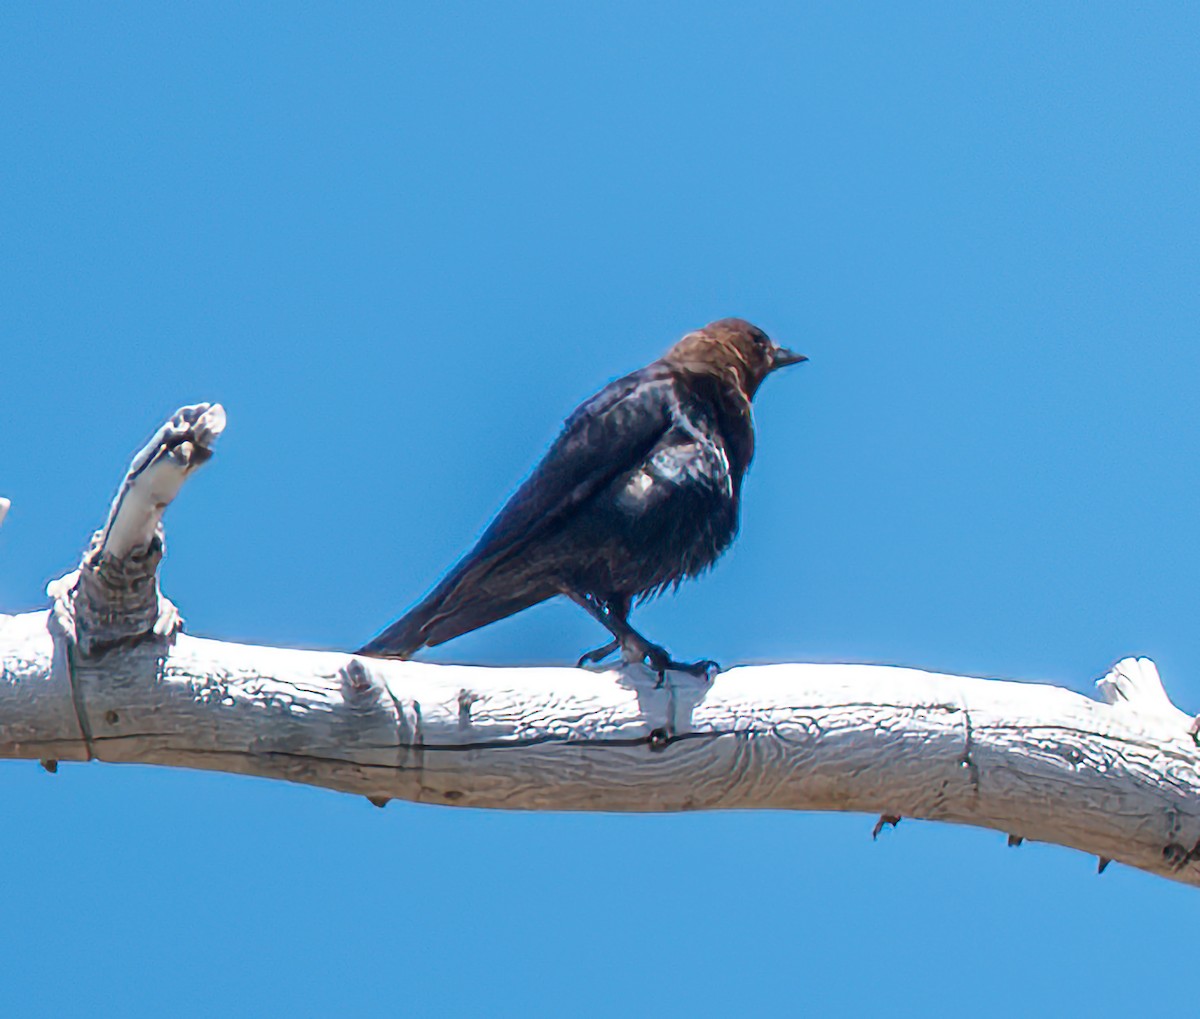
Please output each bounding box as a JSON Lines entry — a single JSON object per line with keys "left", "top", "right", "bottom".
{"left": 357, "top": 317, "right": 806, "bottom": 676}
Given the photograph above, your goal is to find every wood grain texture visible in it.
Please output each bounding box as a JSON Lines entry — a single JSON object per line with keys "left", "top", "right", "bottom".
{"left": 4, "top": 403, "right": 1198, "bottom": 890}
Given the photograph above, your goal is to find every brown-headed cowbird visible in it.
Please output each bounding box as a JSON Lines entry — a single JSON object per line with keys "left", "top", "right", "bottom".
{"left": 358, "top": 317, "right": 806, "bottom": 675}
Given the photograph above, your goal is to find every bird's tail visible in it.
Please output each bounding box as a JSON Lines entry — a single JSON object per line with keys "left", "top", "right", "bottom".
{"left": 356, "top": 581, "right": 556, "bottom": 659}
{"left": 356, "top": 606, "right": 434, "bottom": 660}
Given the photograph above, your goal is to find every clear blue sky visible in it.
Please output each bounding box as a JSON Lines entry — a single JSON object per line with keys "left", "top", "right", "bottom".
{"left": 2, "top": 3, "right": 1198, "bottom": 1015}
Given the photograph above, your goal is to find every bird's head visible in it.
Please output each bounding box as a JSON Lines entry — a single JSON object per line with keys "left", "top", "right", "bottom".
{"left": 663, "top": 318, "right": 807, "bottom": 398}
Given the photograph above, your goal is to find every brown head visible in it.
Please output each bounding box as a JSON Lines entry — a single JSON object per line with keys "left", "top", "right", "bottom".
{"left": 662, "top": 318, "right": 807, "bottom": 398}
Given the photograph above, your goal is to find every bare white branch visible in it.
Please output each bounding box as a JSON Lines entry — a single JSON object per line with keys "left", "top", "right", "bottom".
{"left": 99, "top": 402, "right": 226, "bottom": 559}
{"left": 50, "top": 403, "right": 225, "bottom": 657}
{"left": 3, "top": 403, "right": 1199, "bottom": 890}
{"left": 1, "top": 608, "right": 1198, "bottom": 885}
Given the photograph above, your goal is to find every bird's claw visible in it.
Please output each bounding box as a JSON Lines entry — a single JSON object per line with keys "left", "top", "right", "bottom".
{"left": 576, "top": 640, "right": 620, "bottom": 668}
{"left": 684, "top": 659, "right": 721, "bottom": 680}
{"left": 660, "top": 658, "right": 720, "bottom": 684}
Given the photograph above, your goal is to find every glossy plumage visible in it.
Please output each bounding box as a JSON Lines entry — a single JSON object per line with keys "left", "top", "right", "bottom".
{"left": 358, "top": 318, "right": 805, "bottom": 674}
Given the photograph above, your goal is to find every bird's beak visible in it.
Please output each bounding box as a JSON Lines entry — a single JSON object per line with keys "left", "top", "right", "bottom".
{"left": 771, "top": 346, "right": 808, "bottom": 370}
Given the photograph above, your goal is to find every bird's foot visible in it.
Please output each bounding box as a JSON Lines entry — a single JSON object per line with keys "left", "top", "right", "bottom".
{"left": 577, "top": 639, "right": 620, "bottom": 668}
{"left": 674, "top": 658, "right": 721, "bottom": 680}
{"left": 620, "top": 637, "right": 719, "bottom": 685}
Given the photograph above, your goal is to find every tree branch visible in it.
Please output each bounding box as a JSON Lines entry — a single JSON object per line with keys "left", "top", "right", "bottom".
{"left": 2, "top": 405, "right": 1198, "bottom": 888}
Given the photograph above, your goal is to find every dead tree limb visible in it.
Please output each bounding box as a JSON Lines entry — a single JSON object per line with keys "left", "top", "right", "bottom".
{"left": 2, "top": 405, "right": 1198, "bottom": 888}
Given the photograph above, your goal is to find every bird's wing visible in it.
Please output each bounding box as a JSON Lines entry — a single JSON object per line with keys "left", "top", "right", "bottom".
{"left": 356, "top": 366, "right": 681, "bottom": 657}
{"left": 469, "top": 365, "right": 679, "bottom": 563}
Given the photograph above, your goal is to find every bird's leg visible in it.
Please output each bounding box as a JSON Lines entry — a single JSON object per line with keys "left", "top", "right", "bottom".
{"left": 570, "top": 593, "right": 628, "bottom": 668}
{"left": 569, "top": 592, "right": 718, "bottom": 682}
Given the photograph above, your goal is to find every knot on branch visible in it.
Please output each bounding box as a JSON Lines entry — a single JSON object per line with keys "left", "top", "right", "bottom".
{"left": 47, "top": 559, "right": 182, "bottom": 658}
{"left": 341, "top": 659, "right": 384, "bottom": 706}
{"left": 73, "top": 534, "right": 181, "bottom": 656}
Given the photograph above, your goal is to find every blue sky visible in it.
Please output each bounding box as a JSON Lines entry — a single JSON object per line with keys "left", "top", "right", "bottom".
{"left": 2, "top": 3, "right": 1198, "bottom": 1015}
